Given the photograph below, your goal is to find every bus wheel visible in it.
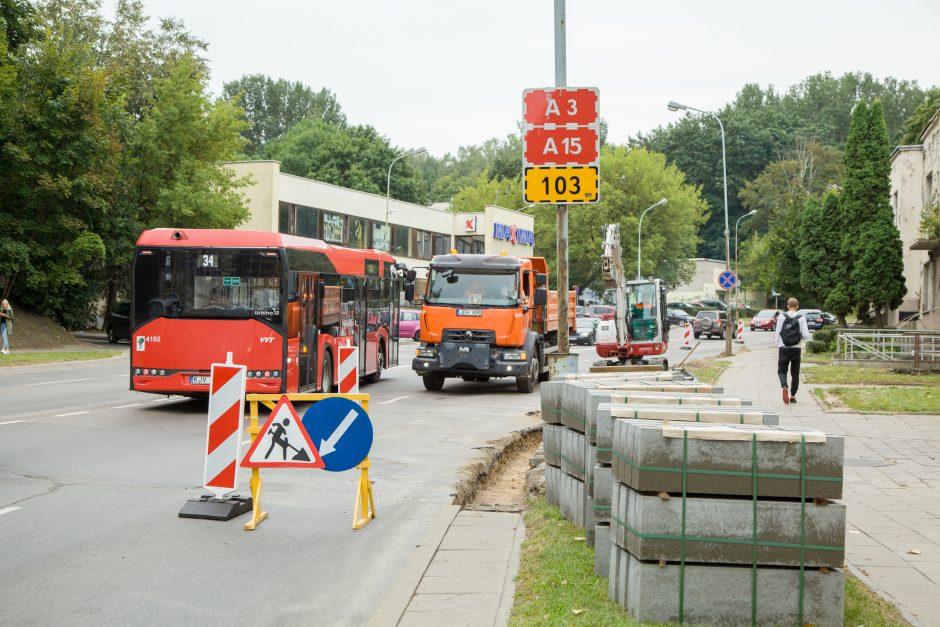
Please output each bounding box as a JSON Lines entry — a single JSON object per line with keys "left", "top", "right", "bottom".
{"left": 516, "top": 352, "right": 539, "bottom": 393}
{"left": 423, "top": 373, "right": 445, "bottom": 391}
{"left": 321, "top": 352, "right": 334, "bottom": 392}
{"left": 366, "top": 344, "right": 384, "bottom": 383}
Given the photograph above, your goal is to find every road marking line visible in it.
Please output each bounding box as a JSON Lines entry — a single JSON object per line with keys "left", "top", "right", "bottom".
{"left": 53, "top": 411, "right": 89, "bottom": 417}
{"left": 0, "top": 507, "right": 21, "bottom": 517}
{"left": 380, "top": 395, "right": 409, "bottom": 405}
{"left": 23, "top": 378, "right": 94, "bottom": 387}
{"left": 113, "top": 403, "right": 142, "bottom": 409}
{"left": 0, "top": 420, "right": 25, "bottom": 426}
{"left": 114, "top": 374, "right": 130, "bottom": 378}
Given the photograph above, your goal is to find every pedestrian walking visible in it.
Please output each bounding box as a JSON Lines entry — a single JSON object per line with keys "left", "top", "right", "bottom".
{"left": 775, "top": 297, "right": 809, "bottom": 404}
{"left": 0, "top": 298, "right": 13, "bottom": 354}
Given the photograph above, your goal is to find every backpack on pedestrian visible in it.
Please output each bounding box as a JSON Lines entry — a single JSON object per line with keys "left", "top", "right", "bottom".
{"left": 780, "top": 314, "right": 803, "bottom": 347}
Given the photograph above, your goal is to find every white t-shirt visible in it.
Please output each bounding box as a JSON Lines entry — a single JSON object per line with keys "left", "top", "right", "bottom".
{"left": 774, "top": 311, "right": 810, "bottom": 349}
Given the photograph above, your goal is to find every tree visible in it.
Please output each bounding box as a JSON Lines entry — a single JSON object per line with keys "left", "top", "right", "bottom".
{"left": 450, "top": 171, "right": 523, "bottom": 212}
{"left": 529, "top": 146, "right": 707, "bottom": 291}
{"left": 799, "top": 193, "right": 843, "bottom": 319}
{"left": 263, "top": 118, "right": 427, "bottom": 204}
{"left": 222, "top": 74, "right": 346, "bottom": 156}
{"left": 899, "top": 88, "right": 940, "bottom": 145}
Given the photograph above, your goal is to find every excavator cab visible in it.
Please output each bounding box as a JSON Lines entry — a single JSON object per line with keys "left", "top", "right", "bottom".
{"left": 626, "top": 279, "right": 667, "bottom": 346}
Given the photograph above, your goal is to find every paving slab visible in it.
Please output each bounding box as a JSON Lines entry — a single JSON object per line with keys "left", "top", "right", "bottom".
{"left": 594, "top": 523, "right": 611, "bottom": 577}
{"left": 592, "top": 464, "right": 611, "bottom": 523}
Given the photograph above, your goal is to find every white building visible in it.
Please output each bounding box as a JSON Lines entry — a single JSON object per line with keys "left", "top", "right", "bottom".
{"left": 667, "top": 258, "right": 728, "bottom": 303}
{"left": 223, "top": 160, "right": 536, "bottom": 275}
{"left": 890, "top": 108, "right": 940, "bottom": 329}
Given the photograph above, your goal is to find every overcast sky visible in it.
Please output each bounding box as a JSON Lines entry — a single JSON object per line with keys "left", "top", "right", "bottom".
{"left": 101, "top": 0, "right": 939, "bottom": 157}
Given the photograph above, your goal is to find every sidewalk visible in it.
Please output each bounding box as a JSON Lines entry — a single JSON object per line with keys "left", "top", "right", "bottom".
{"left": 368, "top": 506, "right": 524, "bottom": 627}
{"left": 718, "top": 344, "right": 940, "bottom": 626}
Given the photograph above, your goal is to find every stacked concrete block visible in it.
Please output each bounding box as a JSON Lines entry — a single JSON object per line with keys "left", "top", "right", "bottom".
{"left": 607, "top": 419, "right": 846, "bottom": 626}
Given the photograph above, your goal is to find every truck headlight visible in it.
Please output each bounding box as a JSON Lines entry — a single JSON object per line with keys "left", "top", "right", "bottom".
{"left": 416, "top": 346, "right": 438, "bottom": 358}
{"left": 503, "top": 351, "right": 527, "bottom": 361}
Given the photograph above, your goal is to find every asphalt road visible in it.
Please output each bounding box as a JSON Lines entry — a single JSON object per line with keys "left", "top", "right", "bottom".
{"left": 0, "top": 327, "right": 773, "bottom": 625}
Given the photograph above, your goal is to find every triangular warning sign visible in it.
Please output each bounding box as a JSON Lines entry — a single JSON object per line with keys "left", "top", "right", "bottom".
{"left": 241, "top": 395, "right": 325, "bottom": 469}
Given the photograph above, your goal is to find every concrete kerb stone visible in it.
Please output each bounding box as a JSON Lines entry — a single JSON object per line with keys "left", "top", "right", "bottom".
{"left": 595, "top": 523, "right": 611, "bottom": 577}
{"left": 610, "top": 482, "right": 846, "bottom": 568}
{"left": 592, "top": 464, "right": 612, "bottom": 523}
{"left": 543, "top": 424, "right": 562, "bottom": 468}
{"left": 611, "top": 419, "right": 844, "bottom": 500}
{"left": 609, "top": 546, "right": 844, "bottom": 626}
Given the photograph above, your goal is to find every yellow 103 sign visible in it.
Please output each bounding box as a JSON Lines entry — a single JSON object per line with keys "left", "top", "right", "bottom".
{"left": 523, "top": 166, "right": 599, "bottom": 204}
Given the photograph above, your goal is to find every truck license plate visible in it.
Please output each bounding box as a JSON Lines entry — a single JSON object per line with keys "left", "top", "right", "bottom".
{"left": 190, "top": 375, "right": 210, "bottom": 385}
{"left": 456, "top": 309, "right": 482, "bottom": 317}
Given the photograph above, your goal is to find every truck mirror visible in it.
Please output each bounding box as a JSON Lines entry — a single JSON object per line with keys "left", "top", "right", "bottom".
{"left": 535, "top": 273, "right": 547, "bottom": 287}
{"left": 534, "top": 287, "right": 548, "bottom": 306}
{"left": 406, "top": 269, "right": 417, "bottom": 282}
{"left": 404, "top": 283, "right": 415, "bottom": 302}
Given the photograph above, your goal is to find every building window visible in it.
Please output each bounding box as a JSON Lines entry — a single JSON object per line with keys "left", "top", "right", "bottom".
{"left": 455, "top": 235, "right": 485, "bottom": 254}
{"left": 278, "top": 202, "right": 291, "bottom": 234}
{"left": 322, "top": 212, "right": 345, "bottom": 244}
{"left": 392, "top": 225, "right": 411, "bottom": 257}
{"left": 348, "top": 216, "right": 367, "bottom": 249}
{"left": 297, "top": 205, "right": 318, "bottom": 239}
{"left": 373, "top": 223, "right": 390, "bottom": 252}
{"left": 432, "top": 233, "right": 451, "bottom": 256}
{"left": 413, "top": 230, "right": 433, "bottom": 259}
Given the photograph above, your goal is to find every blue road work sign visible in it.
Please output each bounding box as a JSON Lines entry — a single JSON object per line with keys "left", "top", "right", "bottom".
{"left": 302, "top": 398, "right": 373, "bottom": 472}
{"left": 717, "top": 270, "right": 737, "bottom": 291}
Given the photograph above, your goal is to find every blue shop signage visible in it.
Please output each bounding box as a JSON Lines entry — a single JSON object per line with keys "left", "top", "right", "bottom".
{"left": 493, "top": 223, "right": 535, "bottom": 247}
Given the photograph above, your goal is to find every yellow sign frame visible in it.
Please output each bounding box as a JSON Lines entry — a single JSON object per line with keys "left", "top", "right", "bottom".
{"left": 524, "top": 165, "right": 599, "bottom": 204}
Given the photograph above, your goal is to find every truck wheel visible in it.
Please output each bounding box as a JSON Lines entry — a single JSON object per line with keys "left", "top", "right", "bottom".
{"left": 423, "top": 373, "right": 445, "bottom": 391}
{"left": 516, "top": 353, "right": 539, "bottom": 393}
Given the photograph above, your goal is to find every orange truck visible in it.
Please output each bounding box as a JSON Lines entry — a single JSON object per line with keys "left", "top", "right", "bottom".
{"left": 409, "top": 254, "right": 576, "bottom": 393}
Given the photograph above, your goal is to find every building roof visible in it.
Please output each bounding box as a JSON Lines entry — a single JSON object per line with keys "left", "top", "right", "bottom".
{"left": 890, "top": 145, "right": 924, "bottom": 161}
{"left": 920, "top": 107, "right": 940, "bottom": 143}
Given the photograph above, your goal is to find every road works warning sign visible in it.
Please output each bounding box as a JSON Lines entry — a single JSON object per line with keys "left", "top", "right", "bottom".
{"left": 241, "top": 395, "right": 325, "bottom": 469}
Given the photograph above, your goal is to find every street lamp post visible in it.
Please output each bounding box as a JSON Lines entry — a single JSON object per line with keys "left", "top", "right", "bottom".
{"left": 734, "top": 209, "right": 757, "bottom": 314}
{"left": 637, "top": 198, "right": 667, "bottom": 280}
{"left": 385, "top": 147, "right": 427, "bottom": 251}
{"left": 668, "top": 100, "right": 732, "bottom": 355}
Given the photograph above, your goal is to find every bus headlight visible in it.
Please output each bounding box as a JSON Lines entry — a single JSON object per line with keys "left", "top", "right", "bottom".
{"left": 503, "top": 351, "right": 527, "bottom": 361}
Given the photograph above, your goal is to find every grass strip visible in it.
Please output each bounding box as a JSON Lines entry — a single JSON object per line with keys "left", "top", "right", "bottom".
{"left": 0, "top": 350, "right": 122, "bottom": 367}
{"left": 815, "top": 386, "right": 940, "bottom": 413}
{"left": 683, "top": 356, "right": 730, "bottom": 385}
{"left": 513, "top": 497, "right": 910, "bottom": 626}
{"left": 803, "top": 365, "right": 940, "bottom": 386}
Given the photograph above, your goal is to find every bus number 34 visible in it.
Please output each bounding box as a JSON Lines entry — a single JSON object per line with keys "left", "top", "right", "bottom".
{"left": 541, "top": 175, "right": 581, "bottom": 195}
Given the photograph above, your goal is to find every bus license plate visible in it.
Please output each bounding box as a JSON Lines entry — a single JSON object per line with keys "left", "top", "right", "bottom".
{"left": 456, "top": 309, "right": 482, "bottom": 317}
{"left": 190, "top": 375, "right": 210, "bottom": 385}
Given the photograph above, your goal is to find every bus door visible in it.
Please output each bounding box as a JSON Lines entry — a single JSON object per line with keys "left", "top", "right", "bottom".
{"left": 356, "top": 278, "right": 370, "bottom": 373}
{"left": 298, "top": 273, "right": 317, "bottom": 388}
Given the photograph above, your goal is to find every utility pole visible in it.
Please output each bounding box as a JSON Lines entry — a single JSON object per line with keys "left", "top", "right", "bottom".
{"left": 554, "top": 0, "right": 570, "bottom": 355}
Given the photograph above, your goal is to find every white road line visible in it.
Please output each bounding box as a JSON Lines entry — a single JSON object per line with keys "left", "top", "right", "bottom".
{"left": 23, "top": 378, "right": 94, "bottom": 388}
{"left": 113, "top": 403, "right": 142, "bottom": 409}
{"left": 379, "top": 395, "right": 409, "bottom": 405}
{"left": 0, "top": 507, "right": 21, "bottom": 517}
{"left": 113, "top": 374, "right": 130, "bottom": 378}
{"left": 0, "top": 420, "right": 25, "bottom": 426}
{"left": 52, "top": 411, "right": 89, "bottom": 418}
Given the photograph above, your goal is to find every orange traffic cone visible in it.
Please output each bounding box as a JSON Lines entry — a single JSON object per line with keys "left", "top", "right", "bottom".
{"left": 736, "top": 319, "right": 745, "bottom": 343}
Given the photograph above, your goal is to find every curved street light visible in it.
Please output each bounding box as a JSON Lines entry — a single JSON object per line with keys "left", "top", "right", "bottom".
{"left": 734, "top": 209, "right": 757, "bottom": 314}
{"left": 637, "top": 198, "right": 668, "bottom": 280}
{"left": 385, "top": 147, "right": 427, "bottom": 251}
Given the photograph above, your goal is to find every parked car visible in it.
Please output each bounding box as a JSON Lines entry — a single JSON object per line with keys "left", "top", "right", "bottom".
{"left": 399, "top": 309, "right": 421, "bottom": 340}
{"left": 692, "top": 310, "right": 736, "bottom": 340}
{"left": 573, "top": 317, "right": 599, "bottom": 345}
{"left": 105, "top": 301, "right": 132, "bottom": 343}
{"left": 692, "top": 298, "right": 726, "bottom": 311}
{"left": 576, "top": 305, "right": 588, "bottom": 317}
{"left": 586, "top": 304, "right": 616, "bottom": 321}
{"left": 820, "top": 312, "right": 837, "bottom": 326}
{"left": 750, "top": 309, "right": 781, "bottom": 332}
{"left": 666, "top": 308, "right": 694, "bottom": 326}
{"left": 797, "top": 309, "right": 825, "bottom": 330}
{"left": 667, "top": 302, "right": 696, "bottom": 314}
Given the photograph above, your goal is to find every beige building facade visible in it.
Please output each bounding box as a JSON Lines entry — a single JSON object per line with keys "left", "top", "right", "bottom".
{"left": 890, "top": 108, "right": 940, "bottom": 329}
{"left": 223, "top": 161, "right": 535, "bottom": 275}
{"left": 667, "top": 258, "right": 728, "bottom": 303}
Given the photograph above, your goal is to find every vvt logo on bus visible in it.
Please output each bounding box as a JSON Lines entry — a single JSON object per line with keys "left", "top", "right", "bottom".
{"left": 259, "top": 337, "right": 275, "bottom": 344}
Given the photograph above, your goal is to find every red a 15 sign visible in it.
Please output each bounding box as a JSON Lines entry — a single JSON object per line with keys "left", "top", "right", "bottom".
{"left": 524, "top": 126, "right": 598, "bottom": 166}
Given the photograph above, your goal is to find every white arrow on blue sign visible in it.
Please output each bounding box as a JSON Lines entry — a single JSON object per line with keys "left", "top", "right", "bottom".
{"left": 302, "top": 397, "right": 373, "bottom": 472}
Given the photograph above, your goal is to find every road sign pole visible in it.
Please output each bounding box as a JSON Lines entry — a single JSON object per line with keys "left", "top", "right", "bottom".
{"left": 554, "top": 0, "right": 570, "bottom": 355}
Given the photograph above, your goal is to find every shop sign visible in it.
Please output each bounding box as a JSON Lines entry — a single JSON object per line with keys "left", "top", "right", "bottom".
{"left": 493, "top": 223, "right": 534, "bottom": 247}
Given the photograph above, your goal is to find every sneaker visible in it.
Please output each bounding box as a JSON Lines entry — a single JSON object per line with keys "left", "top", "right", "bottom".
{"left": 782, "top": 388, "right": 790, "bottom": 404}
{"left": 790, "top": 396, "right": 797, "bottom": 404}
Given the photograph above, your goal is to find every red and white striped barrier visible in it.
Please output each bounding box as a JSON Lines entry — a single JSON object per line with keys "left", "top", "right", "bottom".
{"left": 736, "top": 319, "right": 745, "bottom": 343}
{"left": 680, "top": 322, "right": 692, "bottom": 350}
{"left": 204, "top": 354, "right": 246, "bottom": 499}
{"left": 338, "top": 345, "right": 359, "bottom": 394}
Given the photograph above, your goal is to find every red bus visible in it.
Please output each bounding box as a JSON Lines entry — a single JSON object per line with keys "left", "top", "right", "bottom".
{"left": 130, "top": 228, "right": 401, "bottom": 395}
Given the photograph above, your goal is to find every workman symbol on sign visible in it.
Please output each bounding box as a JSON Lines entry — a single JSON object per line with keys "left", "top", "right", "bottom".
{"left": 265, "top": 417, "right": 311, "bottom": 462}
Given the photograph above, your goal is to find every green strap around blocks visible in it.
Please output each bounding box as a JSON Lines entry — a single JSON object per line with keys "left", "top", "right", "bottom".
{"left": 611, "top": 449, "right": 841, "bottom": 484}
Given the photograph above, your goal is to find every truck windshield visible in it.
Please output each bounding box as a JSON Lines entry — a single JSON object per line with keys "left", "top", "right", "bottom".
{"left": 426, "top": 269, "right": 518, "bottom": 307}
{"left": 134, "top": 248, "right": 283, "bottom": 326}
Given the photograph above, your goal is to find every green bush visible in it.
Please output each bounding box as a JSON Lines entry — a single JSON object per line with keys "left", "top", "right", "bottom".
{"left": 807, "top": 327, "right": 837, "bottom": 353}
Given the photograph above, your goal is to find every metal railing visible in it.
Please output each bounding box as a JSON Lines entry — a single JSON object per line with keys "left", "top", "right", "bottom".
{"left": 837, "top": 329, "right": 940, "bottom": 367}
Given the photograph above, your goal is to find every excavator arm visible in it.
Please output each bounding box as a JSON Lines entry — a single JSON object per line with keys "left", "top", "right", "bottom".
{"left": 600, "top": 223, "right": 629, "bottom": 348}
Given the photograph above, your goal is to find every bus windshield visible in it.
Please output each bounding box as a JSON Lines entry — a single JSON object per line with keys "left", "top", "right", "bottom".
{"left": 426, "top": 269, "right": 518, "bottom": 307}
{"left": 134, "top": 248, "right": 283, "bottom": 326}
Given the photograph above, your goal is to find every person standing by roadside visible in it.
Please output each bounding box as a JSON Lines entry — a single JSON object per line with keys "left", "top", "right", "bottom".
{"left": 775, "top": 297, "right": 809, "bottom": 404}
{"left": 0, "top": 299, "right": 13, "bottom": 354}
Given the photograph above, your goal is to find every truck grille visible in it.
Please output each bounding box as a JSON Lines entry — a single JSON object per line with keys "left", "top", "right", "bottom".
{"left": 443, "top": 329, "right": 496, "bottom": 344}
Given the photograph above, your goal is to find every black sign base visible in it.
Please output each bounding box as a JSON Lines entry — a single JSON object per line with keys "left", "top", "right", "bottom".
{"left": 178, "top": 494, "right": 252, "bottom": 521}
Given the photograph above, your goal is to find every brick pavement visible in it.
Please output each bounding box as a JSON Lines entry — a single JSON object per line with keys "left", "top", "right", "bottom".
{"left": 719, "top": 344, "right": 940, "bottom": 626}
